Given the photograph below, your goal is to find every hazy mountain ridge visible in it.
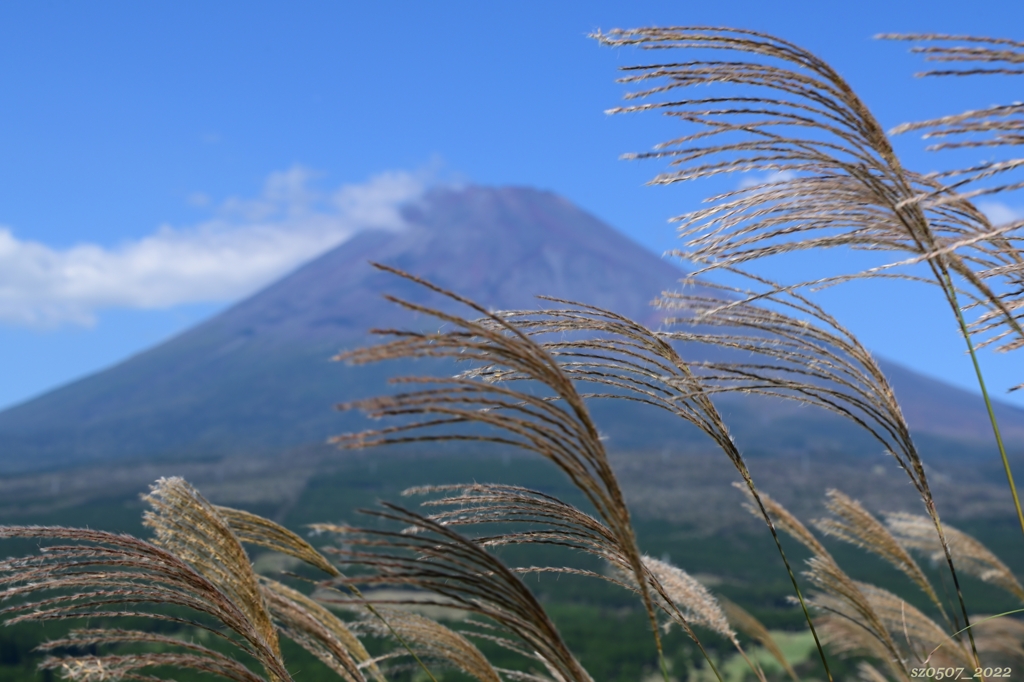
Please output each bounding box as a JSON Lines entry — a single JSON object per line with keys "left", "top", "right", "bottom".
{"left": 0, "top": 185, "right": 1021, "bottom": 474}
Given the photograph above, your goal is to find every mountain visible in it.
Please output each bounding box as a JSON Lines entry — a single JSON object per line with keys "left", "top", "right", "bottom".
{"left": 1, "top": 185, "right": 1022, "bottom": 474}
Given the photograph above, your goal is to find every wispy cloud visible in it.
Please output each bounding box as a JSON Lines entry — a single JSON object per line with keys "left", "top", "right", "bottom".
{"left": 0, "top": 167, "right": 427, "bottom": 327}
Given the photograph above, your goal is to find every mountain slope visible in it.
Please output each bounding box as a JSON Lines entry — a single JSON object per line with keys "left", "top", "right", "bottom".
{"left": 1, "top": 185, "right": 1021, "bottom": 473}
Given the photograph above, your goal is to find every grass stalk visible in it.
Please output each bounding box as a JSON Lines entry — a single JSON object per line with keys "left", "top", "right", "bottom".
{"left": 339, "top": 573, "right": 440, "bottom": 679}
{"left": 739, "top": 473, "right": 834, "bottom": 682}
{"left": 922, "top": 496, "right": 983, "bottom": 673}
{"left": 933, "top": 267, "right": 1024, "bottom": 677}
{"left": 942, "top": 272, "right": 1024, "bottom": 542}
{"left": 925, "top": 608, "right": 1024, "bottom": 664}
{"left": 358, "top": 590, "right": 441, "bottom": 682}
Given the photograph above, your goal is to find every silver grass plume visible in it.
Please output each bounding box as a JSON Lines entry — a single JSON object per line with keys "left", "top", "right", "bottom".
{"left": 737, "top": 486, "right": 910, "bottom": 675}
{"left": 886, "top": 513, "right": 1024, "bottom": 601}
{"left": 0, "top": 478, "right": 404, "bottom": 682}
{"left": 814, "top": 490, "right": 944, "bottom": 616}
{"left": 882, "top": 34, "right": 1024, "bottom": 204}
{"left": 637, "top": 558, "right": 769, "bottom": 682}
{"left": 857, "top": 661, "right": 892, "bottom": 682}
{"left": 142, "top": 477, "right": 282, "bottom": 660}
{"left": 817, "top": 615, "right": 911, "bottom": 682}
{"left": 215, "top": 496, "right": 434, "bottom": 681}
{"left": 880, "top": 34, "right": 1024, "bottom": 353}
{"left": 658, "top": 273, "right": 981, "bottom": 660}
{"left": 594, "top": 26, "right": 1024, "bottom": 357}
{"left": 595, "top": 26, "right": 1024, "bottom": 579}
{"left": 355, "top": 607, "right": 502, "bottom": 682}
{"left": 972, "top": 615, "right": 1024, "bottom": 663}
{"left": 216, "top": 503, "right": 342, "bottom": 577}
{"left": 313, "top": 503, "right": 596, "bottom": 682}
{"left": 333, "top": 264, "right": 697, "bottom": 681}
{"left": 38, "top": 628, "right": 272, "bottom": 682}
{"left": 855, "top": 582, "right": 973, "bottom": 669}
{"left": 260, "top": 577, "right": 380, "bottom": 682}
{"left": 734, "top": 484, "right": 831, "bottom": 561}
{"left": 405, "top": 483, "right": 722, "bottom": 647}
{"left": 876, "top": 33, "right": 1024, "bottom": 556}
{"left": 407, "top": 483, "right": 634, "bottom": 573}
{"left": 406, "top": 483, "right": 756, "bottom": 680}
{"left": 641, "top": 556, "right": 733, "bottom": 639}
{"left": 743, "top": 490, "right": 1024, "bottom": 673}
{"left": 0, "top": 478, "right": 294, "bottom": 682}
{"left": 657, "top": 273, "right": 932, "bottom": 501}
{"left": 466, "top": 291, "right": 831, "bottom": 678}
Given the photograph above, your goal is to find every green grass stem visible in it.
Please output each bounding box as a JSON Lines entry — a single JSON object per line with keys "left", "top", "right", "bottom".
{"left": 741, "top": 475, "right": 833, "bottom": 682}
{"left": 945, "top": 280, "right": 1024, "bottom": 542}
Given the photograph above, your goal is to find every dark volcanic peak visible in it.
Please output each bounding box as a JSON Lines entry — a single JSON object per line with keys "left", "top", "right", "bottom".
{"left": 0, "top": 184, "right": 1022, "bottom": 475}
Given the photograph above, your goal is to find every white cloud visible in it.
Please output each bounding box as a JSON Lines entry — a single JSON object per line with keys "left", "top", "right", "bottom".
{"left": 0, "top": 167, "right": 427, "bottom": 327}
{"left": 979, "top": 200, "right": 1024, "bottom": 226}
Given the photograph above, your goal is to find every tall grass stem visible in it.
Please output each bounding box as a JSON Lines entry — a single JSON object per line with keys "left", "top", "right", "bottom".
{"left": 741, "top": 476, "right": 834, "bottom": 682}
{"left": 944, "top": 273, "right": 1024, "bottom": 541}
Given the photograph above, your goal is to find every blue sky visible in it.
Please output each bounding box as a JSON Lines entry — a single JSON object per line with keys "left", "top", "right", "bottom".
{"left": 1, "top": 1, "right": 1023, "bottom": 410}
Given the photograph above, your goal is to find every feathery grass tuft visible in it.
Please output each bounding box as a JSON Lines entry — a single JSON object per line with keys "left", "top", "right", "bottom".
{"left": 0, "top": 480, "right": 295, "bottom": 682}
{"left": 641, "top": 556, "right": 733, "bottom": 640}
{"left": 593, "top": 23, "right": 1024, "bottom": 578}
{"left": 355, "top": 607, "right": 502, "bottom": 682}
{"left": 887, "top": 513, "right": 1024, "bottom": 601}
{"left": 462, "top": 289, "right": 835, "bottom": 679}
{"left": 313, "top": 503, "right": 596, "bottom": 682}
{"left": 815, "top": 489, "right": 944, "bottom": 616}
{"left": 143, "top": 477, "right": 282, "bottom": 661}
{"left": 333, "top": 264, "right": 714, "bottom": 682}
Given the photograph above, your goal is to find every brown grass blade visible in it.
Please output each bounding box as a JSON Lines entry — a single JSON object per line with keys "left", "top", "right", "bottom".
{"left": 216, "top": 504, "right": 341, "bottom": 577}
{"left": 719, "top": 597, "right": 799, "bottom": 682}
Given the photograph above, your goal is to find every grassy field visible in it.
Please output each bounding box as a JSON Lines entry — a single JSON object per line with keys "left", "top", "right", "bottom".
{"left": 1, "top": 449, "right": 1020, "bottom": 681}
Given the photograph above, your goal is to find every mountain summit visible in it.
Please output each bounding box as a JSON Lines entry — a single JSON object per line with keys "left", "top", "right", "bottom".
{"left": 0, "top": 185, "right": 1021, "bottom": 473}
{"left": 0, "top": 187, "right": 686, "bottom": 472}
